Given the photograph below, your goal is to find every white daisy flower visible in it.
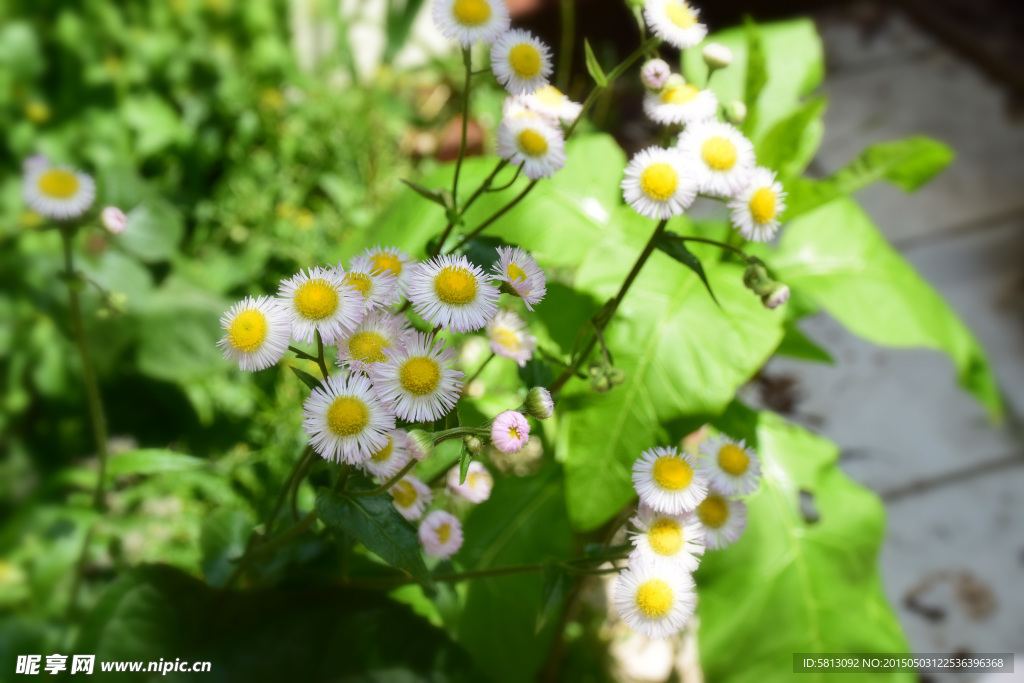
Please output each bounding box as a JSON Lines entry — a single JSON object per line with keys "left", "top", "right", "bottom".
{"left": 407, "top": 255, "right": 500, "bottom": 333}
{"left": 643, "top": 0, "right": 707, "bottom": 50}
{"left": 217, "top": 296, "right": 292, "bottom": 372}
{"left": 643, "top": 76, "right": 718, "bottom": 127}
{"left": 491, "top": 29, "right": 553, "bottom": 96}
{"left": 678, "top": 120, "right": 755, "bottom": 198}
{"left": 614, "top": 560, "right": 697, "bottom": 639}
{"left": 697, "top": 435, "right": 762, "bottom": 496}
{"left": 418, "top": 510, "right": 464, "bottom": 559}
{"left": 371, "top": 332, "right": 464, "bottom": 423}
{"left": 447, "top": 460, "right": 494, "bottom": 503}
{"left": 492, "top": 246, "right": 546, "bottom": 310}
{"left": 431, "top": 0, "right": 509, "bottom": 47}
{"left": 695, "top": 488, "right": 748, "bottom": 550}
{"left": 496, "top": 114, "right": 566, "bottom": 180}
{"left": 629, "top": 505, "right": 705, "bottom": 572}
{"left": 521, "top": 85, "right": 583, "bottom": 124}
{"left": 23, "top": 163, "right": 96, "bottom": 220}
{"left": 357, "top": 245, "right": 415, "bottom": 294}
{"left": 302, "top": 373, "right": 397, "bottom": 465}
{"left": 391, "top": 476, "right": 433, "bottom": 521}
{"left": 336, "top": 309, "right": 410, "bottom": 374}
{"left": 728, "top": 167, "right": 787, "bottom": 242}
{"left": 621, "top": 146, "right": 699, "bottom": 220}
{"left": 632, "top": 446, "right": 708, "bottom": 515}
{"left": 278, "top": 266, "right": 365, "bottom": 344}
{"left": 486, "top": 309, "right": 536, "bottom": 367}
{"left": 334, "top": 256, "right": 401, "bottom": 312}
{"left": 362, "top": 429, "right": 412, "bottom": 479}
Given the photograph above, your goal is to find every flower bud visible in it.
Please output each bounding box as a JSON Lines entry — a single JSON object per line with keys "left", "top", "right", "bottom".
{"left": 725, "top": 100, "right": 747, "bottom": 125}
{"left": 607, "top": 367, "right": 626, "bottom": 386}
{"left": 742, "top": 262, "right": 774, "bottom": 297}
{"left": 406, "top": 429, "right": 434, "bottom": 461}
{"left": 525, "top": 386, "right": 554, "bottom": 420}
{"left": 591, "top": 375, "right": 611, "bottom": 393}
{"left": 641, "top": 59, "right": 671, "bottom": 91}
{"left": 101, "top": 207, "right": 128, "bottom": 235}
{"left": 702, "top": 43, "right": 733, "bottom": 70}
{"left": 464, "top": 435, "right": 484, "bottom": 455}
{"left": 761, "top": 283, "right": 791, "bottom": 310}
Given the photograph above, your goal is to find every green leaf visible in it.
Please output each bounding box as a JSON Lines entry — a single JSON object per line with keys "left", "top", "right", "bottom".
{"left": 785, "top": 137, "right": 954, "bottom": 219}
{"left": 382, "top": 0, "right": 426, "bottom": 63}
{"left": 768, "top": 198, "right": 1001, "bottom": 418}
{"left": 654, "top": 231, "right": 718, "bottom": 304}
{"left": 290, "top": 366, "right": 321, "bottom": 391}
{"left": 742, "top": 17, "right": 768, "bottom": 136}
{"left": 698, "top": 406, "right": 913, "bottom": 683}
{"left": 200, "top": 509, "right": 253, "bottom": 587}
{"left": 400, "top": 178, "right": 446, "bottom": 207}
{"left": 458, "top": 443, "right": 472, "bottom": 485}
{"left": 775, "top": 322, "right": 834, "bottom": 364}
{"left": 118, "top": 198, "right": 184, "bottom": 263}
{"left": 457, "top": 467, "right": 573, "bottom": 683}
{"left": 136, "top": 281, "right": 227, "bottom": 382}
{"left": 583, "top": 38, "right": 608, "bottom": 87}
{"left": 536, "top": 563, "right": 572, "bottom": 634}
{"left": 755, "top": 95, "right": 827, "bottom": 179}
{"left": 106, "top": 449, "right": 207, "bottom": 478}
{"left": 315, "top": 489, "right": 429, "bottom": 582}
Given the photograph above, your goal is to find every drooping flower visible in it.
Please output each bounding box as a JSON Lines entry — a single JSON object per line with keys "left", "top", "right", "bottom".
{"left": 391, "top": 475, "right": 433, "bottom": 521}
{"left": 521, "top": 85, "right": 582, "bottom": 124}
{"left": 492, "top": 246, "right": 546, "bottom": 311}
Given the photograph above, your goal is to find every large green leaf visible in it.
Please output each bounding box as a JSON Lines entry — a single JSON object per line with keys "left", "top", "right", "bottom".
{"left": 767, "top": 198, "right": 1001, "bottom": 418}
{"left": 135, "top": 279, "right": 227, "bottom": 382}
{"left": 698, "top": 405, "right": 912, "bottom": 683}
{"left": 457, "top": 466, "right": 573, "bottom": 683}
{"left": 107, "top": 449, "right": 207, "bottom": 478}
{"left": 118, "top": 197, "right": 185, "bottom": 263}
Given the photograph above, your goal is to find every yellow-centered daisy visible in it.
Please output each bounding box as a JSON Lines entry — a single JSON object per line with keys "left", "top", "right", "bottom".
{"left": 432, "top": 0, "right": 510, "bottom": 47}
{"left": 496, "top": 114, "right": 566, "bottom": 180}
{"left": 621, "top": 146, "right": 699, "bottom": 220}
{"left": 728, "top": 167, "right": 787, "bottom": 242}
{"left": 370, "top": 332, "right": 464, "bottom": 423}
{"left": 23, "top": 162, "right": 96, "bottom": 220}
{"left": 217, "top": 296, "right": 292, "bottom": 372}
{"left": 632, "top": 446, "right": 708, "bottom": 515}
{"left": 447, "top": 461, "right": 494, "bottom": 503}
{"left": 492, "top": 246, "right": 546, "bottom": 310}
{"left": 336, "top": 256, "right": 401, "bottom": 312}
{"left": 696, "top": 487, "right": 748, "bottom": 550}
{"left": 491, "top": 29, "right": 553, "bottom": 96}
{"left": 614, "top": 560, "right": 697, "bottom": 639}
{"left": 362, "top": 429, "right": 412, "bottom": 479}
{"left": 697, "top": 435, "right": 762, "bottom": 496}
{"left": 643, "top": 74, "right": 718, "bottom": 127}
{"left": 336, "top": 309, "right": 409, "bottom": 374}
{"left": 407, "top": 254, "right": 500, "bottom": 333}
{"left": 486, "top": 309, "right": 536, "bottom": 367}
{"left": 522, "top": 85, "right": 583, "bottom": 124}
{"left": 629, "top": 505, "right": 706, "bottom": 572}
{"left": 419, "top": 510, "right": 464, "bottom": 559}
{"left": 643, "top": 0, "right": 707, "bottom": 50}
{"left": 391, "top": 475, "right": 433, "bottom": 521}
{"left": 278, "top": 266, "right": 365, "bottom": 344}
{"left": 678, "top": 120, "right": 755, "bottom": 198}
{"left": 302, "top": 373, "right": 397, "bottom": 465}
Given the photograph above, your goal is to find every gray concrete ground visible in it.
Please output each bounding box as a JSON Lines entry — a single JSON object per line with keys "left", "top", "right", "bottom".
{"left": 746, "top": 8, "right": 1024, "bottom": 680}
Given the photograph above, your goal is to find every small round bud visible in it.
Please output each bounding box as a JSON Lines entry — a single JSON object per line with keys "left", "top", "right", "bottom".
{"left": 641, "top": 59, "right": 671, "bottom": 91}
{"left": 742, "top": 263, "right": 773, "bottom": 296}
{"left": 702, "top": 43, "right": 733, "bottom": 70}
{"left": 591, "top": 375, "right": 611, "bottom": 393}
{"left": 406, "top": 429, "right": 434, "bottom": 461}
{"left": 464, "top": 435, "right": 484, "bottom": 455}
{"left": 23, "top": 154, "right": 49, "bottom": 173}
{"left": 101, "top": 207, "right": 128, "bottom": 235}
{"left": 607, "top": 367, "right": 626, "bottom": 386}
{"left": 762, "top": 283, "right": 791, "bottom": 310}
{"left": 725, "top": 100, "right": 747, "bottom": 125}
{"left": 587, "top": 362, "right": 603, "bottom": 378}
{"left": 525, "top": 386, "right": 554, "bottom": 420}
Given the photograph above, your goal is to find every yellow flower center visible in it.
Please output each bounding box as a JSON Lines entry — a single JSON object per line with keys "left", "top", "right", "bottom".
{"left": 434, "top": 266, "right": 478, "bottom": 305}
{"left": 508, "top": 425, "right": 521, "bottom": 440}
{"left": 467, "top": 472, "right": 481, "bottom": 487}
{"left": 452, "top": 0, "right": 491, "bottom": 26}
{"left": 371, "top": 252, "right": 403, "bottom": 275}
{"left": 665, "top": 1, "right": 696, "bottom": 29}
{"left": 640, "top": 163, "right": 679, "bottom": 201}
{"left": 37, "top": 169, "right": 80, "bottom": 199}
{"left": 508, "top": 43, "right": 542, "bottom": 79}
{"left": 436, "top": 523, "right": 452, "bottom": 543}
{"left": 701, "top": 136, "right": 738, "bottom": 171}
{"left": 697, "top": 494, "right": 729, "bottom": 529}
{"left": 534, "top": 85, "right": 564, "bottom": 106}
{"left": 718, "top": 444, "right": 750, "bottom": 476}
{"left": 647, "top": 518, "right": 684, "bottom": 556}
{"left": 661, "top": 84, "right": 700, "bottom": 105}
{"left": 343, "top": 272, "right": 374, "bottom": 298}
{"left": 227, "top": 309, "right": 268, "bottom": 352}
{"left": 392, "top": 480, "right": 418, "bottom": 507}
{"left": 371, "top": 436, "right": 395, "bottom": 463}
{"left": 349, "top": 331, "right": 390, "bottom": 364}
{"left": 652, "top": 455, "right": 693, "bottom": 490}
{"left": 749, "top": 188, "right": 777, "bottom": 224}
{"left": 326, "top": 396, "right": 370, "bottom": 436}
{"left": 517, "top": 129, "right": 548, "bottom": 157}
{"left": 400, "top": 356, "right": 441, "bottom": 396}
{"left": 294, "top": 279, "right": 339, "bottom": 320}
{"left": 506, "top": 262, "right": 527, "bottom": 282}
{"left": 492, "top": 327, "right": 520, "bottom": 351}
{"left": 636, "top": 578, "right": 674, "bottom": 618}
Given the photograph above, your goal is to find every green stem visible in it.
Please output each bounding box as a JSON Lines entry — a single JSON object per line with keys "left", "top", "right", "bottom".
{"left": 448, "top": 180, "right": 537, "bottom": 253}
{"left": 678, "top": 235, "right": 753, "bottom": 261}
{"left": 288, "top": 345, "right": 318, "bottom": 362}
{"left": 225, "top": 511, "right": 318, "bottom": 589}
{"left": 315, "top": 331, "right": 331, "bottom": 379}
{"left": 431, "top": 159, "right": 508, "bottom": 257}
{"left": 451, "top": 47, "right": 473, "bottom": 205}
{"left": 464, "top": 352, "right": 494, "bottom": 386}
{"left": 556, "top": 0, "right": 575, "bottom": 91}
{"left": 347, "top": 458, "right": 417, "bottom": 497}
{"left": 486, "top": 164, "right": 522, "bottom": 193}
{"left": 60, "top": 227, "right": 109, "bottom": 511}
{"left": 263, "top": 447, "right": 314, "bottom": 532}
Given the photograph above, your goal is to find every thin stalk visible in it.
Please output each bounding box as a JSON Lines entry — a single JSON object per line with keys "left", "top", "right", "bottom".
{"left": 448, "top": 181, "right": 537, "bottom": 253}
{"left": 678, "top": 235, "right": 753, "bottom": 261}
{"left": 264, "top": 447, "right": 314, "bottom": 533}
{"left": 430, "top": 159, "right": 508, "bottom": 257}
{"left": 315, "top": 331, "right": 331, "bottom": 378}
{"left": 464, "top": 352, "right": 494, "bottom": 386}
{"left": 451, "top": 47, "right": 473, "bottom": 204}
{"left": 60, "top": 227, "right": 109, "bottom": 511}
{"left": 347, "top": 458, "right": 417, "bottom": 497}
{"left": 225, "top": 511, "right": 317, "bottom": 588}
{"left": 556, "top": 0, "right": 575, "bottom": 91}
{"left": 486, "top": 164, "right": 522, "bottom": 193}
{"left": 288, "top": 345, "right": 318, "bottom": 362}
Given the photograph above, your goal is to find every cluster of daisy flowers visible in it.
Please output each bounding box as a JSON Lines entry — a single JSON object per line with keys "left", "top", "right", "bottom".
{"left": 217, "top": 243, "right": 552, "bottom": 559}
{"left": 615, "top": 432, "right": 762, "bottom": 638}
